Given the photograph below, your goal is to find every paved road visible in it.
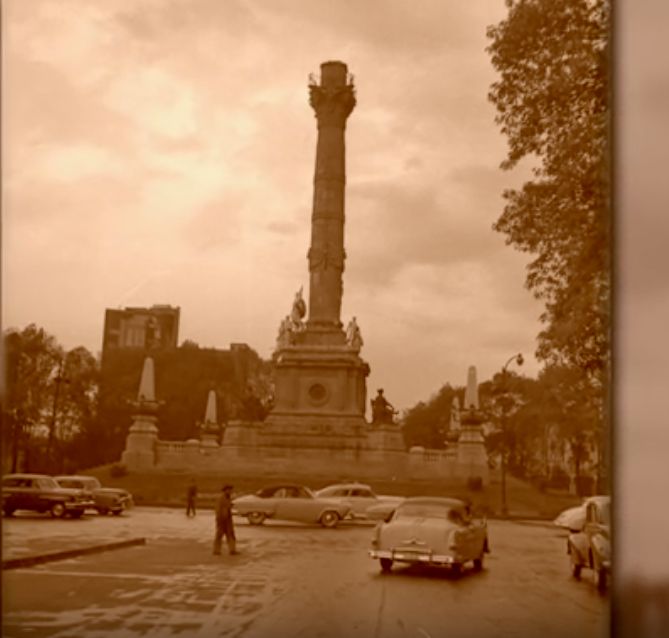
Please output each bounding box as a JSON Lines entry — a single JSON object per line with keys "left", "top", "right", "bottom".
{"left": 2, "top": 508, "right": 609, "bottom": 638}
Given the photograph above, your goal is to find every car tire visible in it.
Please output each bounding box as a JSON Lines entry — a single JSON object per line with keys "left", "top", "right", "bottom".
{"left": 570, "top": 552, "right": 582, "bottom": 579}
{"left": 247, "top": 511, "right": 266, "bottom": 526}
{"left": 380, "top": 558, "right": 393, "bottom": 573}
{"left": 451, "top": 563, "right": 463, "bottom": 575}
{"left": 97, "top": 507, "right": 109, "bottom": 516}
{"left": 112, "top": 510, "right": 123, "bottom": 516}
{"left": 320, "top": 511, "right": 340, "bottom": 529}
{"left": 50, "top": 503, "right": 66, "bottom": 518}
{"left": 473, "top": 554, "right": 484, "bottom": 571}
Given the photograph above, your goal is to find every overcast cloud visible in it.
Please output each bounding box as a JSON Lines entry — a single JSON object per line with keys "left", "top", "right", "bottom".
{"left": 5, "top": 0, "right": 545, "bottom": 412}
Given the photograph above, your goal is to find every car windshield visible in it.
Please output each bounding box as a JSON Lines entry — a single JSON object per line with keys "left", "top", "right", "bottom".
{"left": 600, "top": 502, "right": 610, "bottom": 526}
{"left": 395, "top": 503, "right": 455, "bottom": 520}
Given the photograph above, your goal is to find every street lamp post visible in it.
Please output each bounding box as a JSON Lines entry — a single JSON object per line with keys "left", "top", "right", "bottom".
{"left": 46, "top": 360, "right": 70, "bottom": 472}
{"left": 499, "top": 353, "right": 523, "bottom": 517}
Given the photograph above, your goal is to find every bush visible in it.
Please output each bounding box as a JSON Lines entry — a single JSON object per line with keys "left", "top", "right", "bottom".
{"left": 109, "top": 463, "right": 128, "bottom": 479}
{"left": 466, "top": 476, "right": 483, "bottom": 492}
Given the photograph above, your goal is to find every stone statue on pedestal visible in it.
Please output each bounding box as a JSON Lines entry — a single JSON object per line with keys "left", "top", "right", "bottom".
{"left": 276, "top": 316, "right": 294, "bottom": 349}
{"left": 371, "top": 389, "right": 397, "bottom": 426}
{"left": 346, "top": 317, "right": 363, "bottom": 349}
{"left": 290, "top": 287, "right": 307, "bottom": 332}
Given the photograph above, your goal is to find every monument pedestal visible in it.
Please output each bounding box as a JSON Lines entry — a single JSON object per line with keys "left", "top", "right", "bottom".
{"left": 121, "top": 415, "right": 159, "bottom": 470}
{"left": 368, "top": 425, "right": 405, "bottom": 452}
{"left": 456, "top": 409, "right": 489, "bottom": 480}
{"left": 263, "top": 331, "right": 370, "bottom": 449}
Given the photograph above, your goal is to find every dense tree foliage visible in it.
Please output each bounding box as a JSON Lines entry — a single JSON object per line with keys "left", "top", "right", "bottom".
{"left": 487, "top": 0, "right": 611, "bottom": 375}
{"left": 401, "top": 384, "right": 461, "bottom": 450}
{"left": 2, "top": 325, "right": 99, "bottom": 474}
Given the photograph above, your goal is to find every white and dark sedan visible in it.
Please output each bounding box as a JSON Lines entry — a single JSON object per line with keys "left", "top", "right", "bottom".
{"left": 315, "top": 483, "right": 404, "bottom": 519}
{"left": 233, "top": 485, "right": 352, "bottom": 528}
{"left": 55, "top": 476, "right": 134, "bottom": 516}
{"left": 370, "top": 497, "right": 489, "bottom": 574}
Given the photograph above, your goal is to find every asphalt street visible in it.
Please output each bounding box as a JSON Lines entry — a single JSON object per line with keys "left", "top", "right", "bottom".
{"left": 2, "top": 507, "right": 609, "bottom": 638}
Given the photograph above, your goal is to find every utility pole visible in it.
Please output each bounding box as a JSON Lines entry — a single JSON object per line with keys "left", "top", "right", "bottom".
{"left": 46, "top": 359, "right": 70, "bottom": 471}
{"left": 500, "top": 353, "right": 523, "bottom": 517}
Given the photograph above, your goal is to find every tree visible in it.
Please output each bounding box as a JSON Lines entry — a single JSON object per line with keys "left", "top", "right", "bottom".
{"left": 401, "top": 384, "right": 461, "bottom": 450}
{"left": 486, "top": 0, "right": 611, "bottom": 375}
{"left": 56, "top": 347, "right": 101, "bottom": 474}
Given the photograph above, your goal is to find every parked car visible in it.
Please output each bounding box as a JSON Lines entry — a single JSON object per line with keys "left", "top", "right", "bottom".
{"left": 2, "top": 473, "right": 94, "bottom": 519}
{"left": 55, "top": 476, "right": 134, "bottom": 516}
{"left": 567, "top": 495, "right": 611, "bottom": 590}
{"left": 369, "top": 497, "right": 489, "bottom": 575}
{"left": 233, "top": 485, "right": 352, "bottom": 528}
{"left": 315, "top": 483, "right": 404, "bottom": 519}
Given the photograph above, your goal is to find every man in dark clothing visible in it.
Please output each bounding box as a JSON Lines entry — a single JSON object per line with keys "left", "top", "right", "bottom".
{"left": 186, "top": 479, "right": 198, "bottom": 517}
{"left": 213, "top": 485, "right": 239, "bottom": 555}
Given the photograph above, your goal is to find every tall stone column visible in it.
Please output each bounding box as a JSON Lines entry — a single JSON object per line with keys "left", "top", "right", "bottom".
{"left": 261, "top": 61, "right": 370, "bottom": 449}
{"left": 307, "top": 61, "right": 355, "bottom": 333}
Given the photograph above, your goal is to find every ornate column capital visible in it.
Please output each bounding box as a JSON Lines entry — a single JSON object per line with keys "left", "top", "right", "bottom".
{"left": 309, "top": 85, "right": 356, "bottom": 127}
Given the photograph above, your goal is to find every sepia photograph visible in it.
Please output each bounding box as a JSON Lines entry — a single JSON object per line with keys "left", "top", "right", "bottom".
{"left": 2, "top": 0, "right": 666, "bottom": 636}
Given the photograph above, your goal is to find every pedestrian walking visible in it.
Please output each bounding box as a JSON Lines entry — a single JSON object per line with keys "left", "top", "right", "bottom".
{"left": 186, "top": 479, "right": 198, "bottom": 517}
{"left": 213, "top": 485, "right": 239, "bottom": 555}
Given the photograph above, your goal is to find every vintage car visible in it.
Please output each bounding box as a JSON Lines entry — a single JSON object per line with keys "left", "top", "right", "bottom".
{"left": 369, "top": 497, "right": 489, "bottom": 574}
{"left": 567, "top": 495, "right": 611, "bottom": 589}
{"left": 315, "top": 483, "right": 404, "bottom": 519}
{"left": 233, "top": 485, "right": 352, "bottom": 528}
{"left": 2, "top": 473, "right": 94, "bottom": 518}
{"left": 55, "top": 475, "right": 134, "bottom": 516}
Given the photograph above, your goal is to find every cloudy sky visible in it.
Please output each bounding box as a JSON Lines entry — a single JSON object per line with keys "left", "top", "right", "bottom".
{"left": 3, "top": 0, "right": 543, "bottom": 412}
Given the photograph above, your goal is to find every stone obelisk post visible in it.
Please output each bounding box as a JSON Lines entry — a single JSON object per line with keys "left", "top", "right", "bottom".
{"left": 199, "top": 390, "right": 221, "bottom": 448}
{"left": 122, "top": 356, "right": 161, "bottom": 470}
{"left": 456, "top": 365, "right": 490, "bottom": 481}
{"left": 261, "top": 61, "right": 370, "bottom": 449}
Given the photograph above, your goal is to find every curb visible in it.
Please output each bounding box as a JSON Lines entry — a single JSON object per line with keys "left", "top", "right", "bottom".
{"left": 2, "top": 537, "right": 147, "bottom": 570}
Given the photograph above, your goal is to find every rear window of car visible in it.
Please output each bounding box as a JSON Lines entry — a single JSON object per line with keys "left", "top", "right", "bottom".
{"left": 58, "top": 480, "right": 82, "bottom": 489}
{"left": 396, "top": 504, "right": 453, "bottom": 520}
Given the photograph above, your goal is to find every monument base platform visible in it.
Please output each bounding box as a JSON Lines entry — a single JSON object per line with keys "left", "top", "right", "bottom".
{"left": 255, "top": 414, "right": 369, "bottom": 449}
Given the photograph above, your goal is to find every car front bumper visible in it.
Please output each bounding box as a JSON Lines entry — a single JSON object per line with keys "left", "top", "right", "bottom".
{"left": 370, "top": 549, "right": 460, "bottom": 566}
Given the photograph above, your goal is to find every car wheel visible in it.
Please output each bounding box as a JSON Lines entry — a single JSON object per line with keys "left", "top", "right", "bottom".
{"left": 50, "top": 503, "right": 66, "bottom": 518}
{"left": 97, "top": 507, "right": 109, "bottom": 516}
{"left": 473, "top": 554, "right": 484, "bottom": 571}
{"left": 112, "top": 510, "right": 123, "bottom": 516}
{"left": 380, "top": 558, "right": 393, "bottom": 573}
{"left": 570, "top": 552, "right": 582, "bottom": 579}
{"left": 320, "top": 511, "right": 340, "bottom": 529}
{"left": 247, "top": 511, "right": 266, "bottom": 526}
{"left": 451, "top": 563, "right": 463, "bottom": 575}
